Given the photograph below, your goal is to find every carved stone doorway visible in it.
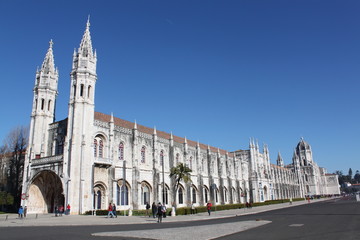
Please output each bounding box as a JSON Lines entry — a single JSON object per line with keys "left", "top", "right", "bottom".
{"left": 26, "top": 170, "right": 64, "bottom": 214}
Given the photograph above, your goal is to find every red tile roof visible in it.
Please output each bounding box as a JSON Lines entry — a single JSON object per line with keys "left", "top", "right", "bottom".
{"left": 95, "top": 112, "right": 230, "bottom": 155}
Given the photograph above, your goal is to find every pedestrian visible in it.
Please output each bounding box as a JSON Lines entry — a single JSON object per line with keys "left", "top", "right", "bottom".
{"left": 162, "top": 204, "right": 167, "bottom": 218}
{"left": 107, "top": 203, "right": 114, "bottom": 218}
{"left": 55, "top": 206, "right": 59, "bottom": 217}
{"left": 145, "top": 202, "right": 150, "bottom": 217}
{"left": 112, "top": 203, "right": 117, "bottom": 218}
{"left": 66, "top": 204, "right": 71, "bottom": 215}
{"left": 206, "top": 201, "right": 212, "bottom": 216}
{"left": 191, "top": 203, "right": 196, "bottom": 214}
{"left": 151, "top": 202, "right": 157, "bottom": 218}
{"left": 23, "top": 206, "right": 27, "bottom": 218}
{"left": 59, "top": 205, "right": 64, "bottom": 216}
{"left": 18, "top": 206, "right": 24, "bottom": 219}
{"left": 246, "top": 202, "right": 249, "bottom": 208}
{"left": 157, "top": 202, "right": 163, "bottom": 223}
{"left": 289, "top": 197, "right": 293, "bottom": 205}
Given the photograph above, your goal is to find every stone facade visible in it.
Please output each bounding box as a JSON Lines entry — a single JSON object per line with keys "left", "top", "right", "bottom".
{"left": 21, "top": 20, "right": 340, "bottom": 214}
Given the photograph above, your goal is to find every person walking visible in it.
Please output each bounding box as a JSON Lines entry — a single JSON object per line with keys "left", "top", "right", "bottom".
{"left": 145, "top": 202, "right": 150, "bottom": 217}
{"left": 151, "top": 202, "right": 157, "bottom": 218}
{"left": 23, "top": 206, "right": 27, "bottom": 218}
{"left": 55, "top": 206, "right": 59, "bottom": 217}
{"left": 162, "top": 204, "right": 167, "bottom": 218}
{"left": 107, "top": 203, "right": 114, "bottom": 218}
{"left": 59, "top": 205, "right": 64, "bottom": 216}
{"left": 18, "top": 206, "right": 24, "bottom": 219}
{"left": 157, "top": 202, "right": 163, "bottom": 223}
{"left": 112, "top": 203, "right": 117, "bottom": 218}
{"left": 191, "top": 203, "right": 196, "bottom": 214}
{"left": 66, "top": 204, "right": 71, "bottom": 215}
{"left": 206, "top": 201, "right": 212, "bottom": 216}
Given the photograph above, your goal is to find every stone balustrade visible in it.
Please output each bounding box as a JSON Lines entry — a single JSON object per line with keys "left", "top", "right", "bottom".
{"left": 31, "top": 155, "right": 63, "bottom": 166}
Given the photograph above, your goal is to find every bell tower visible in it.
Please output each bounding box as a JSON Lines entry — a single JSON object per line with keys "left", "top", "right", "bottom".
{"left": 64, "top": 18, "right": 97, "bottom": 214}
{"left": 28, "top": 40, "right": 59, "bottom": 160}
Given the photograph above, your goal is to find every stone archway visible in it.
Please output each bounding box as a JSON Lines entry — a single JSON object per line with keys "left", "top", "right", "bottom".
{"left": 263, "top": 186, "right": 268, "bottom": 201}
{"left": 26, "top": 170, "right": 64, "bottom": 214}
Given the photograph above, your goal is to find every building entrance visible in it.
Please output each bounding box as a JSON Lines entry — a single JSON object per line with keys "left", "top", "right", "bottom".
{"left": 26, "top": 170, "right": 64, "bottom": 214}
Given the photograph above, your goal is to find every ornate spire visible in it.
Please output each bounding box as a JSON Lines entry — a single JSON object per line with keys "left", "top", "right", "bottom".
{"left": 134, "top": 120, "right": 137, "bottom": 129}
{"left": 277, "top": 151, "right": 284, "bottom": 167}
{"left": 78, "top": 18, "right": 93, "bottom": 57}
{"left": 153, "top": 126, "right": 157, "bottom": 135}
{"left": 40, "top": 39, "right": 56, "bottom": 74}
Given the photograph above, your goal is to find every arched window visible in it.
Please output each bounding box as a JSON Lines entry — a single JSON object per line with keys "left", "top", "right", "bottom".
{"left": 142, "top": 184, "right": 150, "bottom": 205}
{"left": 94, "top": 136, "right": 105, "bottom": 158}
{"left": 204, "top": 186, "right": 209, "bottom": 203}
{"left": 192, "top": 187, "right": 197, "bottom": 203}
{"left": 41, "top": 98, "right": 45, "bottom": 110}
{"left": 73, "top": 85, "right": 76, "bottom": 97}
{"left": 56, "top": 139, "right": 64, "bottom": 155}
{"left": 99, "top": 140, "right": 103, "bottom": 158}
{"left": 94, "top": 139, "right": 98, "bottom": 157}
{"left": 224, "top": 187, "right": 228, "bottom": 202}
{"left": 80, "top": 84, "right": 84, "bottom": 97}
{"left": 160, "top": 150, "right": 164, "bottom": 166}
{"left": 118, "top": 142, "right": 124, "bottom": 160}
{"left": 162, "top": 185, "right": 169, "bottom": 205}
{"left": 48, "top": 100, "right": 51, "bottom": 111}
{"left": 88, "top": 85, "right": 92, "bottom": 99}
{"left": 117, "top": 182, "right": 129, "bottom": 206}
{"left": 178, "top": 187, "right": 184, "bottom": 204}
{"left": 96, "top": 190, "right": 101, "bottom": 209}
{"left": 141, "top": 146, "right": 146, "bottom": 163}
{"left": 215, "top": 189, "right": 219, "bottom": 203}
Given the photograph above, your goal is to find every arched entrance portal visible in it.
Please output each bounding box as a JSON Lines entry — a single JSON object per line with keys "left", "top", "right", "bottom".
{"left": 26, "top": 170, "right": 64, "bottom": 214}
{"left": 263, "top": 186, "right": 268, "bottom": 201}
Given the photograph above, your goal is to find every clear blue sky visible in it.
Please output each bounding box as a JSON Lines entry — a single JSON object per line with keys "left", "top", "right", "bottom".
{"left": 0, "top": 0, "right": 358, "bottom": 174}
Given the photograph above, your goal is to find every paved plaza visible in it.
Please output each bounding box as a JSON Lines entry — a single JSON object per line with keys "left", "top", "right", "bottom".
{"left": 0, "top": 199, "right": 328, "bottom": 228}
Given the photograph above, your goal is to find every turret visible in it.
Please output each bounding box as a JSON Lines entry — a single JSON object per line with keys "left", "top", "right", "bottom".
{"left": 276, "top": 152, "right": 284, "bottom": 167}
{"left": 28, "top": 39, "right": 59, "bottom": 159}
{"left": 64, "top": 18, "right": 97, "bottom": 214}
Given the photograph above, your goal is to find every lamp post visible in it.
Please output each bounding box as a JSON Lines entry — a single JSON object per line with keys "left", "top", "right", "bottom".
{"left": 123, "top": 159, "right": 126, "bottom": 216}
{"left": 162, "top": 157, "right": 165, "bottom": 204}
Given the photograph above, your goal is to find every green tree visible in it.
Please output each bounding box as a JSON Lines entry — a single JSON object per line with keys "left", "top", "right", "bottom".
{"left": 354, "top": 170, "right": 360, "bottom": 183}
{"left": 348, "top": 168, "right": 353, "bottom": 180}
{"left": 169, "top": 162, "right": 192, "bottom": 194}
{"left": 3, "top": 126, "right": 28, "bottom": 209}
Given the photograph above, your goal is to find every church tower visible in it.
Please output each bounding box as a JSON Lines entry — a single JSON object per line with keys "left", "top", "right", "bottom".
{"left": 28, "top": 40, "right": 59, "bottom": 160}
{"left": 64, "top": 18, "right": 97, "bottom": 214}
{"left": 295, "top": 138, "right": 313, "bottom": 166}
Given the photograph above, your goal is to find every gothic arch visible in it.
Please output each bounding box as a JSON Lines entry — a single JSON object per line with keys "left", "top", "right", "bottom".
{"left": 191, "top": 184, "right": 199, "bottom": 204}
{"left": 26, "top": 170, "right": 64, "bottom": 214}
{"left": 93, "top": 181, "right": 107, "bottom": 210}
{"left": 159, "top": 183, "right": 170, "bottom": 205}
{"left": 140, "top": 181, "right": 152, "bottom": 205}
{"left": 117, "top": 179, "right": 131, "bottom": 206}
{"left": 177, "top": 183, "right": 186, "bottom": 205}
{"left": 203, "top": 185, "right": 210, "bottom": 204}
